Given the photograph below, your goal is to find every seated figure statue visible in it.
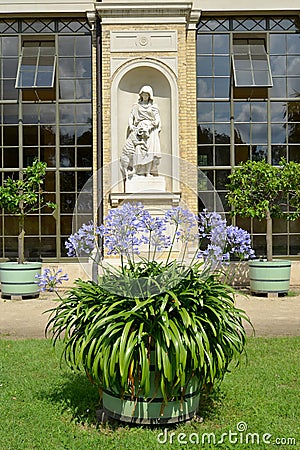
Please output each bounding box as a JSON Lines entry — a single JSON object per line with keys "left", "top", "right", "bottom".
{"left": 120, "top": 85, "right": 161, "bottom": 180}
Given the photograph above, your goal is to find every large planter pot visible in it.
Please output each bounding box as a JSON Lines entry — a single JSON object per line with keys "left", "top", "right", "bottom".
{"left": 248, "top": 260, "right": 291, "bottom": 294}
{"left": 102, "top": 375, "right": 200, "bottom": 425}
{"left": 0, "top": 261, "right": 42, "bottom": 299}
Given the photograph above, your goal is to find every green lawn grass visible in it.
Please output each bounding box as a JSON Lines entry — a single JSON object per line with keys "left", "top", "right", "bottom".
{"left": 0, "top": 337, "right": 299, "bottom": 450}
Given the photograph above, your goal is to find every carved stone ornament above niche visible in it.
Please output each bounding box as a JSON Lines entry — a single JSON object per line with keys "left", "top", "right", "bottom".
{"left": 110, "top": 30, "right": 177, "bottom": 53}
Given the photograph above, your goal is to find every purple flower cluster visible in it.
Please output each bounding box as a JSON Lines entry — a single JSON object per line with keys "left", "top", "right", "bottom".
{"left": 35, "top": 268, "right": 69, "bottom": 292}
{"left": 64, "top": 203, "right": 255, "bottom": 268}
{"left": 225, "top": 225, "right": 255, "bottom": 260}
{"left": 197, "top": 210, "right": 255, "bottom": 266}
{"left": 65, "top": 221, "right": 102, "bottom": 257}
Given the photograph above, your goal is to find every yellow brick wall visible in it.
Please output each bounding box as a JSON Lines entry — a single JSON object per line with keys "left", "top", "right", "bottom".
{"left": 100, "top": 23, "right": 198, "bottom": 217}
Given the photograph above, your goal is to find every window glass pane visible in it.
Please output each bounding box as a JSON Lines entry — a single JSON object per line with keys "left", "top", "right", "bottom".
{"left": 197, "top": 56, "right": 212, "bottom": 76}
{"left": 36, "top": 71, "right": 54, "bottom": 87}
{"left": 60, "top": 147, "right": 75, "bottom": 167}
{"left": 58, "top": 36, "right": 75, "bottom": 56}
{"left": 213, "top": 34, "right": 229, "bottom": 53}
{"left": 75, "top": 58, "right": 91, "bottom": 78}
{"left": 3, "top": 147, "right": 18, "bottom": 167}
{"left": 234, "top": 55, "right": 251, "bottom": 71}
{"left": 234, "top": 124, "right": 250, "bottom": 143}
{"left": 75, "top": 36, "right": 91, "bottom": 56}
{"left": 78, "top": 171, "right": 92, "bottom": 191}
{"left": 58, "top": 57, "right": 75, "bottom": 78}
{"left": 252, "top": 145, "right": 267, "bottom": 161}
{"left": 287, "top": 102, "right": 300, "bottom": 122}
{"left": 59, "top": 80, "right": 75, "bottom": 99}
{"left": 198, "top": 146, "right": 213, "bottom": 165}
{"left": 214, "top": 56, "right": 230, "bottom": 75}
{"left": 287, "top": 56, "right": 300, "bottom": 76}
{"left": 41, "top": 147, "right": 56, "bottom": 167}
{"left": 77, "top": 125, "right": 92, "bottom": 145}
{"left": 290, "top": 235, "right": 300, "bottom": 256}
{"left": 215, "top": 146, "right": 230, "bottom": 165}
{"left": 235, "top": 145, "right": 250, "bottom": 164}
{"left": 3, "top": 79, "right": 18, "bottom": 99}
{"left": 60, "top": 215, "right": 72, "bottom": 235}
{"left": 3, "top": 126, "right": 18, "bottom": 145}
{"left": 40, "top": 125, "right": 55, "bottom": 145}
{"left": 59, "top": 104, "right": 75, "bottom": 123}
{"left": 287, "top": 78, "right": 300, "bottom": 97}
{"left": 214, "top": 102, "right": 230, "bottom": 121}
{"left": 235, "top": 102, "right": 250, "bottom": 121}
{"left": 3, "top": 58, "right": 18, "bottom": 78}
{"left": 214, "top": 78, "right": 230, "bottom": 98}
{"left": 198, "top": 125, "right": 213, "bottom": 144}
{"left": 60, "top": 171, "right": 75, "bottom": 191}
{"left": 40, "top": 104, "right": 56, "bottom": 124}
{"left": 253, "top": 70, "right": 271, "bottom": 86}
{"left": 270, "top": 77, "right": 286, "bottom": 98}
{"left": 197, "top": 102, "right": 213, "bottom": 122}
{"left": 273, "top": 235, "right": 287, "bottom": 255}
{"left": 60, "top": 193, "right": 75, "bottom": 213}
{"left": 216, "top": 170, "right": 230, "bottom": 189}
{"left": 197, "top": 78, "right": 212, "bottom": 97}
{"left": 272, "top": 145, "right": 286, "bottom": 164}
{"left": 252, "top": 123, "right": 268, "bottom": 143}
{"left": 289, "top": 145, "right": 300, "bottom": 162}
{"left": 3, "top": 104, "right": 18, "bottom": 124}
{"left": 288, "top": 123, "right": 300, "bottom": 143}
{"left": 2, "top": 37, "right": 18, "bottom": 56}
{"left": 270, "top": 56, "right": 286, "bottom": 75}
{"left": 23, "top": 125, "right": 38, "bottom": 145}
{"left": 235, "top": 70, "right": 253, "bottom": 85}
{"left": 271, "top": 102, "right": 286, "bottom": 122}
{"left": 77, "top": 147, "right": 92, "bottom": 167}
{"left": 251, "top": 102, "right": 267, "bottom": 122}
{"left": 76, "top": 80, "right": 91, "bottom": 99}
{"left": 215, "top": 123, "right": 230, "bottom": 143}
{"left": 269, "top": 34, "right": 286, "bottom": 54}
{"left": 196, "top": 35, "right": 212, "bottom": 54}
{"left": 287, "top": 35, "right": 300, "bottom": 54}
{"left": 60, "top": 125, "right": 75, "bottom": 145}
{"left": 271, "top": 123, "right": 286, "bottom": 143}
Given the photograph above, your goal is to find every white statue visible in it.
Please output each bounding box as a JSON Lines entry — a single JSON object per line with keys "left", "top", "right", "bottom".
{"left": 120, "top": 85, "right": 161, "bottom": 179}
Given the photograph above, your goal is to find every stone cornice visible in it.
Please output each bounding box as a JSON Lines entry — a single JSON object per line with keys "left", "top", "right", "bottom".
{"left": 96, "top": 1, "right": 201, "bottom": 28}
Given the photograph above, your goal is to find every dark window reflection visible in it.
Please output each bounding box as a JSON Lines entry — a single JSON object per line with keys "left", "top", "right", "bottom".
{"left": 60, "top": 147, "right": 75, "bottom": 167}
{"left": 216, "top": 146, "right": 230, "bottom": 165}
{"left": 77, "top": 147, "right": 92, "bottom": 167}
{"left": 216, "top": 170, "right": 230, "bottom": 189}
{"left": 198, "top": 146, "right": 213, "bottom": 166}
{"left": 60, "top": 193, "right": 75, "bottom": 213}
{"left": 272, "top": 145, "right": 287, "bottom": 164}
{"left": 60, "top": 171, "right": 75, "bottom": 191}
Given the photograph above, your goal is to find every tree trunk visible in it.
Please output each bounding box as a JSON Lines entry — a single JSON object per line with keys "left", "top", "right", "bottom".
{"left": 18, "top": 214, "right": 25, "bottom": 264}
{"left": 266, "top": 209, "right": 272, "bottom": 262}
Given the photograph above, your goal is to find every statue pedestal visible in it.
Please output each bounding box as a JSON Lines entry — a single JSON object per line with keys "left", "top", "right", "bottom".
{"left": 125, "top": 175, "right": 166, "bottom": 193}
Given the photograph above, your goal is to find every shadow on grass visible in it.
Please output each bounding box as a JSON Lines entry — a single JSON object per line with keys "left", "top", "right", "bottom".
{"left": 38, "top": 371, "right": 101, "bottom": 426}
{"left": 38, "top": 371, "right": 226, "bottom": 430}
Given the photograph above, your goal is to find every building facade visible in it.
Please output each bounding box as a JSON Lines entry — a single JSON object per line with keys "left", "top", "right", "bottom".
{"left": 0, "top": 1, "right": 299, "bottom": 282}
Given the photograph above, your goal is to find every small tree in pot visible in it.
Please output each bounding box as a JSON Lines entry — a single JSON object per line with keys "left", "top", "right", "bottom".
{"left": 226, "top": 158, "right": 300, "bottom": 293}
{"left": 0, "top": 159, "right": 56, "bottom": 298}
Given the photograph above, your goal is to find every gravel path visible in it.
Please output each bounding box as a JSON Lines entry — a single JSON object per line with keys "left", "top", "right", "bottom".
{"left": 0, "top": 291, "right": 300, "bottom": 339}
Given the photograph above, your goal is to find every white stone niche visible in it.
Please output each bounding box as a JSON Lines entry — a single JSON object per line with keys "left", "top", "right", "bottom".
{"left": 110, "top": 58, "right": 180, "bottom": 207}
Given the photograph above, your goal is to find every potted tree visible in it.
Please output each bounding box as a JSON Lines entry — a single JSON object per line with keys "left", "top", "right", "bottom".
{"left": 226, "top": 158, "right": 300, "bottom": 294}
{"left": 46, "top": 203, "right": 253, "bottom": 425}
{"left": 0, "top": 159, "right": 56, "bottom": 299}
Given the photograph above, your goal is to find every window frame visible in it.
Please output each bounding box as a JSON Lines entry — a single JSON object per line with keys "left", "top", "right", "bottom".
{"left": 232, "top": 36, "right": 273, "bottom": 88}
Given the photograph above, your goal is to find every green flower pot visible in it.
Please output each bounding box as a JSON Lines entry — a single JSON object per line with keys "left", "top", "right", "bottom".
{"left": 0, "top": 261, "right": 42, "bottom": 299}
{"left": 248, "top": 260, "right": 291, "bottom": 294}
{"left": 102, "top": 375, "right": 200, "bottom": 425}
